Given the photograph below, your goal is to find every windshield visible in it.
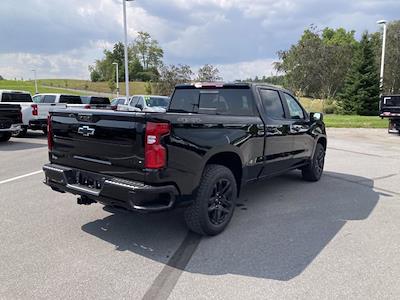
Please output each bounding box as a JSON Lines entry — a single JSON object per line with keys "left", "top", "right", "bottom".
{"left": 1, "top": 92, "right": 32, "bottom": 103}
{"left": 168, "top": 87, "right": 255, "bottom": 116}
{"left": 144, "top": 96, "right": 169, "bottom": 108}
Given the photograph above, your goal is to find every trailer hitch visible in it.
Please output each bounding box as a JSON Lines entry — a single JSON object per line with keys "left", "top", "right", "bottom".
{"left": 77, "top": 195, "right": 97, "bottom": 205}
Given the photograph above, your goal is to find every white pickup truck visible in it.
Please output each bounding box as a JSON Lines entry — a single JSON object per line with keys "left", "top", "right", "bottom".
{"left": 117, "top": 95, "right": 170, "bottom": 112}
{"left": 32, "top": 93, "right": 91, "bottom": 133}
{"left": 0, "top": 90, "right": 44, "bottom": 137}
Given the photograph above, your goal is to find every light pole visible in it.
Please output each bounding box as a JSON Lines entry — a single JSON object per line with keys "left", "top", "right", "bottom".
{"left": 122, "top": 0, "right": 134, "bottom": 100}
{"left": 32, "top": 69, "right": 38, "bottom": 94}
{"left": 377, "top": 19, "right": 388, "bottom": 95}
{"left": 112, "top": 62, "right": 119, "bottom": 97}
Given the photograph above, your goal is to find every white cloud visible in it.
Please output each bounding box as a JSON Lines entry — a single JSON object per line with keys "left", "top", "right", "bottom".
{"left": 0, "top": 0, "right": 399, "bottom": 80}
{"left": 215, "top": 59, "right": 277, "bottom": 81}
{"left": 0, "top": 52, "right": 90, "bottom": 80}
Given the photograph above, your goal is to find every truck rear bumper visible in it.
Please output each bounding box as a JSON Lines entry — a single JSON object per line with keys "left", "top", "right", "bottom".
{"left": 0, "top": 124, "right": 22, "bottom": 133}
{"left": 29, "top": 119, "right": 47, "bottom": 130}
{"left": 43, "top": 163, "right": 179, "bottom": 212}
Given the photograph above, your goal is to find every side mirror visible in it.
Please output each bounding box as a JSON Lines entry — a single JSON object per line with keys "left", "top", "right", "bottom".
{"left": 310, "top": 112, "right": 323, "bottom": 122}
{"left": 136, "top": 104, "right": 143, "bottom": 110}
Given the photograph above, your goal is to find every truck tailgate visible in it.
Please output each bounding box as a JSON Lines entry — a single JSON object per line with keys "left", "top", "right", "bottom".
{"left": 0, "top": 104, "right": 21, "bottom": 128}
{"left": 50, "top": 109, "right": 147, "bottom": 182}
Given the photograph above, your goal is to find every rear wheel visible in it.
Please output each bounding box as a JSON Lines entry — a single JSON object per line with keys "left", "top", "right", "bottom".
{"left": 0, "top": 132, "right": 11, "bottom": 142}
{"left": 12, "top": 127, "right": 27, "bottom": 138}
{"left": 302, "top": 143, "right": 325, "bottom": 181}
{"left": 184, "top": 164, "right": 237, "bottom": 236}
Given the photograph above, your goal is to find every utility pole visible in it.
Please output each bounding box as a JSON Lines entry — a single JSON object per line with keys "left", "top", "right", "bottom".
{"left": 113, "top": 62, "right": 119, "bottom": 97}
{"left": 122, "top": 0, "right": 134, "bottom": 100}
{"left": 377, "top": 19, "right": 388, "bottom": 95}
{"left": 32, "top": 69, "right": 38, "bottom": 94}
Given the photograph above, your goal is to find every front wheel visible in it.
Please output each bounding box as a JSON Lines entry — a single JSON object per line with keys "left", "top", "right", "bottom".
{"left": 302, "top": 143, "right": 325, "bottom": 181}
{"left": 0, "top": 132, "right": 12, "bottom": 142}
{"left": 184, "top": 164, "right": 237, "bottom": 236}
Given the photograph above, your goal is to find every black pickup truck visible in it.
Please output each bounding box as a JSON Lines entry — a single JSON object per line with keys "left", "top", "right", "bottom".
{"left": 43, "top": 83, "right": 327, "bottom": 235}
{"left": 379, "top": 94, "right": 400, "bottom": 134}
{"left": 0, "top": 104, "right": 22, "bottom": 142}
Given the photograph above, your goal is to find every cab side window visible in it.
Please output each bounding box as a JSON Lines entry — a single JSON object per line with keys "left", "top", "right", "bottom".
{"left": 259, "top": 89, "right": 285, "bottom": 119}
{"left": 283, "top": 93, "right": 305, "bottom": 119}
{"left": 43, "top": 95, "right": 56, "bottom": 104}
{"left": 136, "top": 97, "right": 145, "bottom": 109}
{"left": 130, "top": 97, "right": 139, "bottom": 107}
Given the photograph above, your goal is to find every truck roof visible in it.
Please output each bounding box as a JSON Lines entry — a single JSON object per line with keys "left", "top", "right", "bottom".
{"left": 175, "top": 82, "right": 291, "bottom": 93}
{"left": 0, "top": 89, "right": 31, "bottom": 94}
{"left": 35, "top": 93, "right": 78, "bottom": 96}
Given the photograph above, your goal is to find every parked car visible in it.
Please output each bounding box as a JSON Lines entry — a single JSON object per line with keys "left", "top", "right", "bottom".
{"left": 80, "top": 96, "right": 111, "bottom": 109}
{"left": 110, "top": 97, "right": 128, "bottom": 110}
{"left": 118, "top": 95, "right": 170, "bottom": 112}
{"left": 33, "top": 94, "right": 90, "bottom": 134}
{"left": 43, "top": 82, "right": 326, "bottom": 236}
{"left": 0, "top": 103, "right": 22, "bottom": 142}
{"left": 0, "top": 90, "right": 42, "bottom": 137}
{"left": 379, "top": 94, "right": 400, "bottom": 134}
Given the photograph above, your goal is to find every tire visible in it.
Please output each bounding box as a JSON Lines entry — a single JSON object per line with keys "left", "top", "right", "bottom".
{"left": 302, "top": 143, "right": 325, "bottom": 182}
{"left": 0, "top": 132, "right": 11, "bottom": 142}
{"left": 184, "top": 164, "right": 237, "bottom": 236}
{"left": 12, "top": 127, "right": 27, "bottom": 138}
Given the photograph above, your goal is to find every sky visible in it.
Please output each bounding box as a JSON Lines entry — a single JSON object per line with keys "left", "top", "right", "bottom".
{"left": 0, "top": 0, "right": 398, "bottom": 81}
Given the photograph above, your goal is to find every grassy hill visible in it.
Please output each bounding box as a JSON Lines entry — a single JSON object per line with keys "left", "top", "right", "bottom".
{"left": 0, "top": 80, "right": 82, "bottom": 95}
{"left": 37, "top": 79, "right": 148, "bottom": 95}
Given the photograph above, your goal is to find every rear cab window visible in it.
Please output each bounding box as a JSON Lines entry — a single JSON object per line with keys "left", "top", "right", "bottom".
{"left": 169, "top": 86, "right": 256, "bottom": 116}
{"left": 89, "top": 97, "right": 110, "bottom": 105}
{"left": 1, "top": 92, "right": 32, "bottom": 102}
{"left": 59, "top": 95, "right": 82, "bottom": 104}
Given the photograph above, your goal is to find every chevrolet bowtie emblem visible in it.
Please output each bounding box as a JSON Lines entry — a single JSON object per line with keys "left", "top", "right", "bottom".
{"left": 78, "top": 126, "right": 95, "bottom": 137}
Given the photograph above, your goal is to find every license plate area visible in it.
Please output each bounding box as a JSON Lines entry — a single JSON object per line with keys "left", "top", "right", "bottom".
{"left": 75, "top": 171, "right": 105, "bottom": 190}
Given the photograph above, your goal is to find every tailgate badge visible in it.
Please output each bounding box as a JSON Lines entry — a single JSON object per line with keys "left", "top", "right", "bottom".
{"left": 78, "top": 126, "right": 95, "bottom": 137}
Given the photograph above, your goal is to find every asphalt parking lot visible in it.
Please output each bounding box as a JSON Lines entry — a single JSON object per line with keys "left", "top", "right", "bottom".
{"left": 1, "top": 128, "right": 399, "bottom": 299}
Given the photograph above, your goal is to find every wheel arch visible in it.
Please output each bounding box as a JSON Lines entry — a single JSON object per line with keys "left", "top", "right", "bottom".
{"left": 205, "top": 151, "right": 243, "bottom": 196}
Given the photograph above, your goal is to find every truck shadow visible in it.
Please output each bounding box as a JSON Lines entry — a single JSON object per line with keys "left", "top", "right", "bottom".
{"left": 81, "top": 171, "right": 382, "bottom": 281}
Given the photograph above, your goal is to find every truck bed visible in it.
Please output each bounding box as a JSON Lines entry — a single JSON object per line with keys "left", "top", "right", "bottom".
{"left": 0, "top": 104, "right": 21, "bottom": 130}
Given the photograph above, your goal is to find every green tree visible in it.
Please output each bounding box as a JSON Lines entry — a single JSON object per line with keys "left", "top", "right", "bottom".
{"left": 108, "top": 79, "right": 116, "bottom": 93}
{"left": 383, "top": 21, "right": 400, "bottom": 94}
{"left": 356, "top": 33, "right": 380, "bottom": 115}
{"left": 155, "top": 64, "right": 194, "bottom": 96}
{"left": 144, "top": 81, "right": 152, "bottom": 95}
{"left": 338, "top": 33, "right": 380, "bottom": 115}
{"left": 275, "top": 27, "right": 357, "bottom": 99}
{"left": 197, "top": 64, "right": 222, "bottom": 81}
{"left": 88, "top": 32, "right": 164, "bottom": 83}
{"left": 134, "top": 31, "right": 164, "bottom": 70}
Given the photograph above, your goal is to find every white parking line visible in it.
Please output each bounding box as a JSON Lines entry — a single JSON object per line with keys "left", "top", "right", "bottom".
{"left": 0, "top": 170, "right": 43, "bottom": 185}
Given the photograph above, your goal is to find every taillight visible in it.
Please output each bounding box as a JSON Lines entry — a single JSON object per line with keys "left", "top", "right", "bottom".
{"left": 18, "top": 110, "right": 23, "bottom": 123}
{"left": 145, "top": 122, "right": 170, "bottom": 169}
{"left": 47, "top": 114, "right": 53, "bottom": 151}
{"left": 31, "top": 104, "right": 38, "bottom": 116}
{"left": 84, "top": 104, "right": 91, "bottom": 109}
